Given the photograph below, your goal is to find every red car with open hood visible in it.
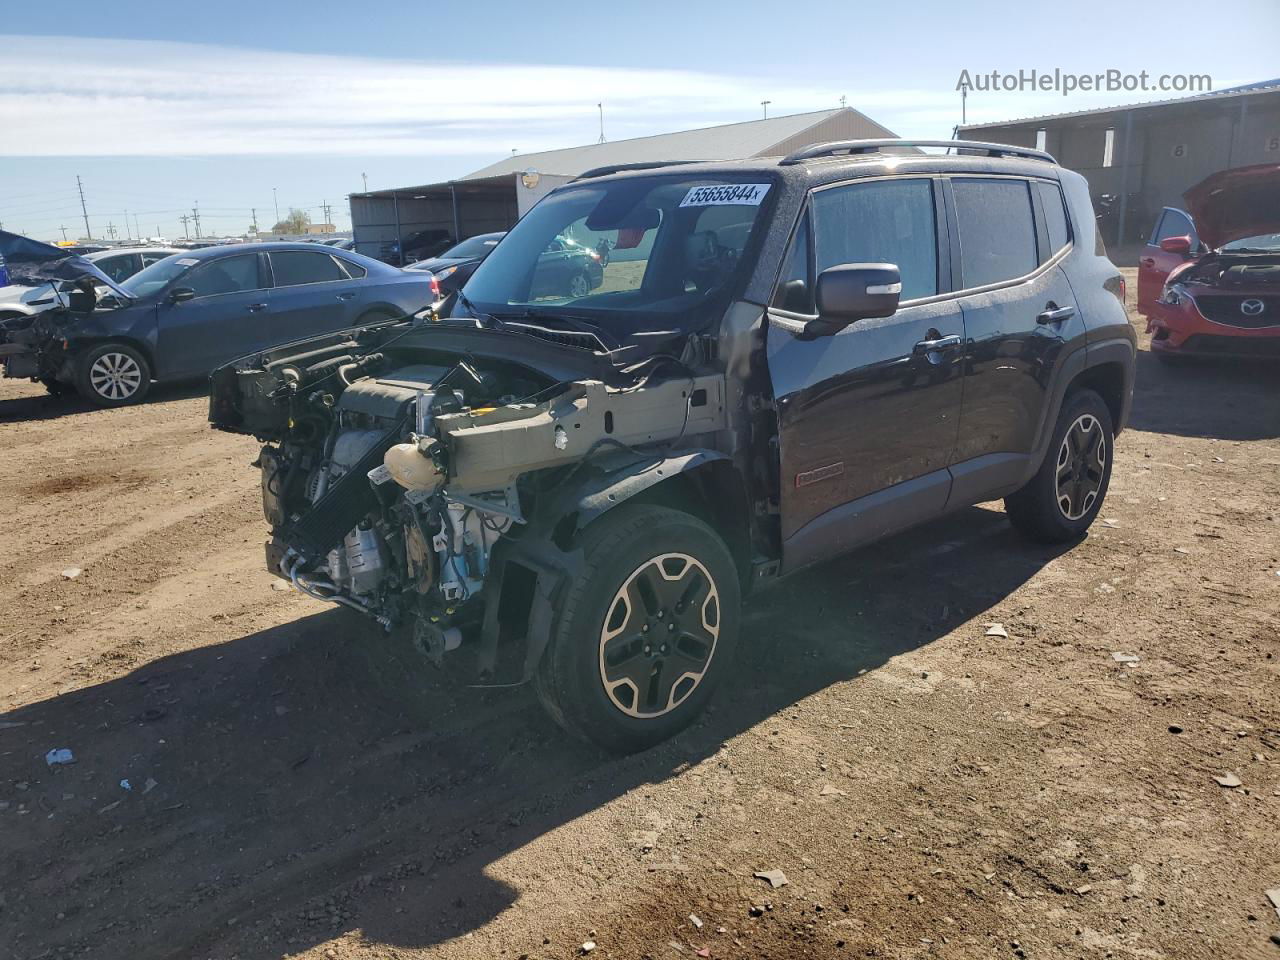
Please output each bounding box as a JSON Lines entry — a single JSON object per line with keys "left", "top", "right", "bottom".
{"left": 1137, "top": 163, "right": 1280, "bottom": 361}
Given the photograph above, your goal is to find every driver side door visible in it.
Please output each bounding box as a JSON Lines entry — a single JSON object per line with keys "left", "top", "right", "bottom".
{"left": 765, "top": 177, "right": 965, "bottom": 573}
{"left": 155, "top": 253, "right": 271, "bottom": 379}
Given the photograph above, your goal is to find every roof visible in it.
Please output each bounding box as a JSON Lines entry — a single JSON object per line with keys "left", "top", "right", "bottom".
{"left": 86, "top": 246, "right": 180, "bottom": 259}
{"left": 459, "top": 108, "right": 895, "bottom": 180}
{"left": 959, "top": 77, "right": 1280, "bottom": 131}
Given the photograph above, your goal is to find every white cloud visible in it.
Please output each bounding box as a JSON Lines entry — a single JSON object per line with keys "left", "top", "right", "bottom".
{"left": 0, "top": 36, "right": 957, "bottom": 156}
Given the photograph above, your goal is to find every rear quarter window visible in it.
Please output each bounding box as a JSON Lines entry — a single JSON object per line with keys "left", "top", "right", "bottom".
{"left": 1035, "top": 181, "right": 1071, "bottom": 256}
{"left": 952, "top": 178, "right": 1038, "bottom": 288}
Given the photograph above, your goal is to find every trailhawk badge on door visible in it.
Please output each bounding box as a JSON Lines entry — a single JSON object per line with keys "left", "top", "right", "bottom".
{"left": 679, "top": 183, "right": 772, "bottom": 207}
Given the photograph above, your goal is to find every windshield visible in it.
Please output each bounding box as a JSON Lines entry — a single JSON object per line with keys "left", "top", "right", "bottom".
{"left": 1221, "top": 232, "right": 1280, "bottom": 253}
{"left": 119, "top": 253, "right": 196, "bottom": 298}
{"left": 442, "top": 235, "right": 502, "bottom": 259}
{"left": 460, "top": 175, "right": 775, "bottom": 336}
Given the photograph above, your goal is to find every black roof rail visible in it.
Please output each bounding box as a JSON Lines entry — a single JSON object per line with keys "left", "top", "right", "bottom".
{"left": 571, "top": 159, "right": 717, "bottom": 181}
{"left": 778, "top": 139, "right": 1056, "bottom": 166}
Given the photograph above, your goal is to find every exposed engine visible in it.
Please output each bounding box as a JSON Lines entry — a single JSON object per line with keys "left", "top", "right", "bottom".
{"left": 212, "top": 319, "right": 725, "bottom": 669}
{"left": 1176, "top": 252, "right": 1280, "bottom": 288}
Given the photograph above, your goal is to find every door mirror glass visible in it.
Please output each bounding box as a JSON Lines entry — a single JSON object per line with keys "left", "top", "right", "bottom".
{"left": 169, "top": 287, "right": 196, "bottom": 303}
{"left": 1159, "top": 235, "right": 1192, "bottom": 256}
{"left": 813, "top": 263, "right": 901, "bottom": 329}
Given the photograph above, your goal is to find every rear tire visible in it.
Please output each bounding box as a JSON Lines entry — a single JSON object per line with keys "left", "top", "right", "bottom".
{"left": 535, "top": 504, "right": 740, "bottom": 753}
{"left": 74, "top": 343, "right": 152, "bottom": 407}
{"left": 1005, "top": 388, "right": 1113, "bottom": 544}
{"left": 567, "top": 272, "right": 591, "bottom": 299}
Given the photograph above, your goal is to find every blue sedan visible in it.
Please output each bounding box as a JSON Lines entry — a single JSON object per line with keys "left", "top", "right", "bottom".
{"left": 1, "top": 242, "right": 435, "bottom": 406}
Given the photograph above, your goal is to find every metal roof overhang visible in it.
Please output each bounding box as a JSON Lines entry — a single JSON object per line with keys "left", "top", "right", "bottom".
{"left": 350, "top": 173, "right": 516, "bottom": 202}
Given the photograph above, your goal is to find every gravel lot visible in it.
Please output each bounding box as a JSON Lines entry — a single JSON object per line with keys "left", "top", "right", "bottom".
{"left": 2, "top": 271, "right": 1278, "bottom": 960}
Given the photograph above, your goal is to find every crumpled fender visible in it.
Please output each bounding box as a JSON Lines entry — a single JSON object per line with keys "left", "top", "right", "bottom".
{"left": 472, "top": 447, "right": 731, "bottom": 685}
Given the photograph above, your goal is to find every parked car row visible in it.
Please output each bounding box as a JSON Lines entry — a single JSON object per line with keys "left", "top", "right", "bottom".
{"left": 0, "top": 246, "right": 181, "bottom": 321}
{"left": 0, "top": 238, "right": 435, "bottom": 405}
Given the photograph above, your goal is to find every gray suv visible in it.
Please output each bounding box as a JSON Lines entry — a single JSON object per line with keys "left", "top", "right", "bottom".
{"left": 211, "top": 139, "right": 1136, "bottom": 752}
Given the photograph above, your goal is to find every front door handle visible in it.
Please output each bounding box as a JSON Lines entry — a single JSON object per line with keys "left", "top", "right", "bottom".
{"left": 913, "top": 333, "right": 962, "bottom": 354}
{"left": 1037, "top": 304, "right": 1075, "bottom": 325}
{"left": 1139, "top": 257, "right": 1155, "bottom": 267}
{"left": 336, "top": 292, "right": 356, "bottom": 301}
{"left": 246, "top": 302, "right": 268, "bottom": 312}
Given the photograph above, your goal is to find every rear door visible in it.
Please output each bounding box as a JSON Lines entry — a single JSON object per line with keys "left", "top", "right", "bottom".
{"left": 767, "top": 176, "right": 965, "bottom": 569}
{"left": 1137, "top": 208, "right": 1198, "bottom": 315}
{"left": 266, "top": 250, "right": 364, "bottom": 343}
{"left": 154, "top": 253, "right": 271, "bottom": 378}
{"left": 947, "top": 176, "right": 1083, "bottom": 501}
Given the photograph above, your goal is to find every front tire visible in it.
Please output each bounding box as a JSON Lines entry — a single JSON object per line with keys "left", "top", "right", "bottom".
{"left": 535, "top": 504, "right": 740, "bottom": 753}
{"left": 75, "top": 343, "right": 152, "bottom": 407}
{"left": 1005, "top": 388, "right": 1113, "bottom": 543}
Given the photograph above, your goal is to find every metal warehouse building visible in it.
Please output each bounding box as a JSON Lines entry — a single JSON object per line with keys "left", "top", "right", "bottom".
{"left": 958, "top": 79, "right": 1280, "bottom": 251}
{"left": 348, "top": 107, "right": 897, "bottom": 263}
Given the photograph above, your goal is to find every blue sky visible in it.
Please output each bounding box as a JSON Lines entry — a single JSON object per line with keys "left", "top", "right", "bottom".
{"left": 1, "top": 0, "right": 1276, "bottom": 241}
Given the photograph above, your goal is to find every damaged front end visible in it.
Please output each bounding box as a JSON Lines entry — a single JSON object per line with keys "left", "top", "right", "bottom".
{"left": 0, "top": 306, "right": 86, "bottom": 383}
{"left": 210, "top": 318, "right": 726, "bottom": 683}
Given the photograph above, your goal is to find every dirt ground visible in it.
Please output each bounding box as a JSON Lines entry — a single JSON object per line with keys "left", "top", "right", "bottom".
{"left": 2, "top": 270, "right": 1278, "bottom": 960}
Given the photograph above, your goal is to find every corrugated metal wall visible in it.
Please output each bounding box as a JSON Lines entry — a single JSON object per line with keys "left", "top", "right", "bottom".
{"left": 964, "top": 92, "right": 1280, "bottom": 246}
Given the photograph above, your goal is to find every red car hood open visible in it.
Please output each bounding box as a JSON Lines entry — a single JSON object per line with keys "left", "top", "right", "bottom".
{"left": 1183, "top": 162, "right": 1280, "bottom": 250}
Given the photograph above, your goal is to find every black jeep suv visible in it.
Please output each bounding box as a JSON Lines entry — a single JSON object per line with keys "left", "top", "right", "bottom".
{"left": 211, "top": 139, "right": 1135, "bottom": 752}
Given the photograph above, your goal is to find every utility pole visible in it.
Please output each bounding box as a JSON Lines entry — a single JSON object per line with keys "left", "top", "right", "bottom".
{"left": 839, "top": 95, "right": 847, "bottom": 108}
{"left": 124, "top": 209, "right": 130, "bottom": 240}
{"left": 251, "top": 208, "right": 259, "bottom": 234}
{"left": 959, "top": 78, "right": 970, "bottom": 126}
{"left": 179, "top": 214, "right": 191, "bottom": 240}
{"left": 272, "top": 187, "right": 279, "bottom": 225}
{"left": 361, "top": 172, "right": 368, "bottom": 193}
{"left": 106, "top": 222, "right": 117, "bottom": 240}
{"left": 134, "top": 213, "right": 142, "bottom": 240}
{"left": 597, "top": 102, "right": 605, "bottom": 143}
{"left": 321, "top": 200, "right": 332, "bottom": 228}
{"left": 191, "top": 204, "right": 201, "bottom": 239}
{"left": 761, "top": 100, "right": 771, "bottom": 119}
{"left": 59, "top": 225, "right": 69, "bottom": 242}
{"left": 76, "top": 175, "right": 91, "bottom": 240}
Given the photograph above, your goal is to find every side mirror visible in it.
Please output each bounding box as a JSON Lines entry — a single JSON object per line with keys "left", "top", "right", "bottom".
{"left": 813, "top": 263, "right": 901, "bottom": 331}
{"left": 169, "top": 287, "right": 196, "bottom": 303}
{"left": 1159, "top": 235, "right": 1192, "bottom": 256}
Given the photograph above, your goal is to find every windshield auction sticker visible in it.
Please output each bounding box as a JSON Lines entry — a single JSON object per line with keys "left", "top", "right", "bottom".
{"left": 679, "top": 183, "right": 771, "bottom": 207}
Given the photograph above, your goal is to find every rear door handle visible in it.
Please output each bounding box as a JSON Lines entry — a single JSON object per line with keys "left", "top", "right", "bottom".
{"left": 1139, "top": 257, "right": 1155, "bottom": 267}
{"left": 246, "top": 302, "right": 268, "bottom": 312}
{"left": 1036, "top": 304, "right": 1075, "bottom": 324}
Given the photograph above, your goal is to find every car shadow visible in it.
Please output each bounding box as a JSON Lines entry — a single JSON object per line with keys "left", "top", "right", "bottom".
{"left": 0, "top": 506, "right": 1070, "bottom": 959}
{"left": 0, "top": 379, "right": 208, "bottom": 424}
{"left": 1126, "top": 348, "right": 1279, "bottom": 441}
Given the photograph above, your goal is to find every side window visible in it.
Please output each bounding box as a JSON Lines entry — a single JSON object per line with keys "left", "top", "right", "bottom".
{"left": 270, "top": 251, "right": 348, "bottom": 286}
{"left": 97, "top": 255, "right": 138, "bottom": 283}
{"left": 185, "top": 255, "right": 261, "bottom": 298}
{"left": 141, "top": 253, "right": 169, "bottom": 266}
{"left": 952, "top": 178, "right": 1037, "bottom": 288}
{"left": 771, "top": 211, "right": 813, "bottom": 313}
{"left": 1035, "top": 181, "right": 1071, "bottom": 256}
{"left": 812, "top": 179, "right": 938, "bottom": 301}
{"left": 1153, "top": 210, "right": 1194, "bottom": 244}
{"left": 335, "top": 256, "right": 366, "bottom": 279}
